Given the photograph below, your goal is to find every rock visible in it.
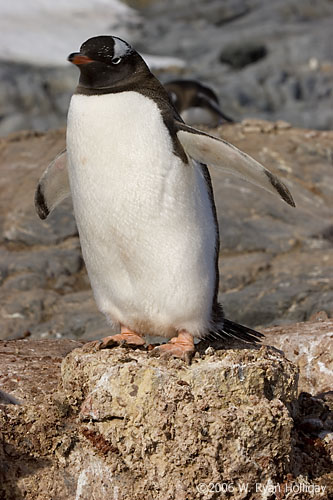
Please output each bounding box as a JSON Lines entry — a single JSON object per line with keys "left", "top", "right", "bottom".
{"left": 0, "top": 128, "right": 72, "bottom": 247}
{"left": 0, "top": 243, "right": 82, "bottom": 279}
{"left": 0, "top": 390, "right": 21, "bottom": 405}
{"left": 61, "top": 345, "right": 296, "bottom": 498}
{"left": 0, "top": 338, "right": 332, "bottom": 499}
{"left": 263, "top": 318, "right": 333, "bottom": 395}
{"left": 140, "top": 0, "right": 333, "bottom": 130}
{"left": 0, "top": 289, "right": 58, "bottom": 340}
{"left": 2, "top": 272, "right": 46, "bottom": 292}
{"left": 0, "top": 289, "right": 110, "bottom": 342}
{"left": 219, "top": 41, "right": 268, "bottom": 69}
{"left": 0, "top": 62, "right": 77, "bottom": 136}
{"left": 0, "top": 339, "right": 83, "bottom": 404}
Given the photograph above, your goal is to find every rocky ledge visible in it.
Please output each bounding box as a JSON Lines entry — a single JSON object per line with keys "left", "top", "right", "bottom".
{"left": 0, "top": 332, "right": 332, "bottom": 500}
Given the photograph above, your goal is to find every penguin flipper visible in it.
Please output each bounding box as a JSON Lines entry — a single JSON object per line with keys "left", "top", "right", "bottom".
{"left": 35, "top": 150, "right": 70, "bottom": 220}
{"left": 176, "top": 123, "right": 295, "bottom": 207}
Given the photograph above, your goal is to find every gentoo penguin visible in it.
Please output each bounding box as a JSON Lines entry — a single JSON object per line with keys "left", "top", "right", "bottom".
{"left": 164, "top": 79, "right": 234, "bottom": 127}
{"left": 35, "top": 35, "right": 295, "bottom": 360}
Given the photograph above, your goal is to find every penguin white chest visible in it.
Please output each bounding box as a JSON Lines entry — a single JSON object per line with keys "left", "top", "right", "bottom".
{"left": 66, "top": 91, "right": 217, "bottom": 338}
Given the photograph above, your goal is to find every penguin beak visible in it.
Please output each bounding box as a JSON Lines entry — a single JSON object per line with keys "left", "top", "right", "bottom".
{"left": 68, "top": 53, "right": 94, "bottom": 65}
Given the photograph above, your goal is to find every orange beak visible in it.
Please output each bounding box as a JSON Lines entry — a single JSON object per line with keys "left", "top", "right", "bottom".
{"left": 68, "top": 53, "right": 94, "bottom": 65}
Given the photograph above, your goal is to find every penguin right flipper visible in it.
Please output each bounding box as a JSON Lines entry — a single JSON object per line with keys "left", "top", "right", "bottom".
{"left": 176, "top": 122, "right": 295, "bottom": 207}
{"left": 34, "top": 150, "right": 70, "bottom": 220}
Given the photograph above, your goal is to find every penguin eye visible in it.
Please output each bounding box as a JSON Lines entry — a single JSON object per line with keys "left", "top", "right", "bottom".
{"left": 111, "top": 57, "right": 122, "bottom": 65}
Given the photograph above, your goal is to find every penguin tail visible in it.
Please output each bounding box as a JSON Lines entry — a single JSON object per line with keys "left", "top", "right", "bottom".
{"left": 208, "top": 318, "right": 264, "bottom": 344}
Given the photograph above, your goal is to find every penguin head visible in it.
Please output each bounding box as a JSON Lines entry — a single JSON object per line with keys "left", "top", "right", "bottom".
{"left": 68, "top": 36, "right": 149, "bottom": 91}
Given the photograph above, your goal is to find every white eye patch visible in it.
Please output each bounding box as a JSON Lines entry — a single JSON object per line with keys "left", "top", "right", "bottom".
{"left": 113, "top": 37, "right": 132, "bottom": 59}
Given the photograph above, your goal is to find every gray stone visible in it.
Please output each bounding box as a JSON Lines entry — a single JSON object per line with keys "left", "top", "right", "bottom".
{"left": 3, "top": 201, "right": 77, "bottom": 246}
{"left": 141, "top": 0, "right": 333, "bottom": 130}
{"left": 0, "top": 289, "right": 59, "bottom": 340}
{"left": 2, "top": 242, "right": 82, "bottom": 278}
{"left": 263, "top": 318, "right": 333, "bottom": 395}
{"left": 219, "top": 41, "right": 268, "bottom": 69}
{"left": 2, "top": 272, "right": 46, "bottom": 291}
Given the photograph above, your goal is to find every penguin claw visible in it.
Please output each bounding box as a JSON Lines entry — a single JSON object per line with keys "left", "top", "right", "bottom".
{"left": 150, "top": 340, "right": 195, "bottom": 363}
{"left": 99, "top": 333, "right": 145, "bottom": 349}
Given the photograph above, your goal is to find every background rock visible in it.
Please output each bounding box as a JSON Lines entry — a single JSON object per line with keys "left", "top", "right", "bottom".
{"left": 263, "top": 318, "right": 333, "bottom": 395}
{"left": 0, "top": 338, "right": 84, "bottom": 405}
{"left": 139, "top": 0, "right": 333, "bottom": 130}
{"left": 1, "top": 0, "right": 333, "bottom": 135}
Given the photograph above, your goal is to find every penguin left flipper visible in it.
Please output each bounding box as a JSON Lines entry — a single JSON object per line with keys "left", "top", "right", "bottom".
{"left": 35, "top": 150, "right": 70, "bottom": 220}
{"left": 176, "top": 122, "right": 295, "bottom": 207}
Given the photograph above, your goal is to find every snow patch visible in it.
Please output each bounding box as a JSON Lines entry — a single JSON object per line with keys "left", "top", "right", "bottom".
{"left": 0, "top": 0, "right": 140, "bottom": 67}
{"left": 0, "top": 0, "right": 185, "bottom": 71}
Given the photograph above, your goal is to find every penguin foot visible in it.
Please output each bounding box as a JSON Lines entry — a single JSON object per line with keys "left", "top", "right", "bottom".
{"left": 99, "top": 334, "right": 145, "bottom": 348}
{"left": 99, "top": 325, "right": 145, "bottom": 349}
{"left": 151, "top": 331, "right": 195, "bottom": 362}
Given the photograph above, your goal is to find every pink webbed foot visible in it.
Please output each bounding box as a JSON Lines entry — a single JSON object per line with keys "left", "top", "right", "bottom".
{"left": 99, "top": 325, "right": 145, "bottom": 349}
{"left": 151, "top": 331, "right": 195, "bottom": 362}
